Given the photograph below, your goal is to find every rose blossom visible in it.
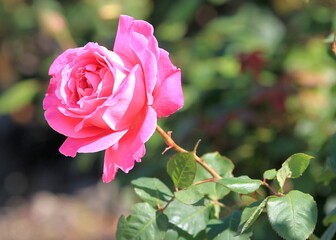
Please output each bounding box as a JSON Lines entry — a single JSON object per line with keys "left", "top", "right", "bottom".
{"left": 43, "top": 15, "right": 183, "bottom": 182}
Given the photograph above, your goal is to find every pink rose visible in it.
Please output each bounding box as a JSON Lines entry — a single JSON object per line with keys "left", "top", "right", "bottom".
{"left": 43, "top": 15, "right": 183, "bottom": 183}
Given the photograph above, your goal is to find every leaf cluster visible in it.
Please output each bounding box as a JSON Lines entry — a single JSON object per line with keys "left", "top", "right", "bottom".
{"left": 117, "top": 152, "right": 318, "bottom": 240}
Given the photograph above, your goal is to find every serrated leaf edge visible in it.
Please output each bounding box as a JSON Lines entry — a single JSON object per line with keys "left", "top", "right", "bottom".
{"left": 167, "top": 153, "right": 196, "bottom": 189}
{"left": 266, "top": 191, "right": 317, "bottom": 240}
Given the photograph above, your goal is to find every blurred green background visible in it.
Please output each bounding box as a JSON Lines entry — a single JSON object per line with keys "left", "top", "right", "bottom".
{"left": 1, "top": 0, "right": 336, "bottom": 239}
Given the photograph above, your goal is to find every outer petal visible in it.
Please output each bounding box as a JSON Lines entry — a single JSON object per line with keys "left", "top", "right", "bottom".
{"left": 102, "top": 107, "right": 157, "bottom": 182}
{"left": 102, "top": 152, "right": 118, "bottom": 183}
{"left": 131, "top": 48, "right": 157, "bottom": 105}
{"left": 113, "top": 15, "right": 159, "bottom": 103}
{"left": 44, "top": 105, "right": 108, "bottom": 138}
{"left": 152, "top": 49, "right": 184, "bottom": 117}
{"left": 137, "top": 107, "right": 158, "bottom": 143}
{"left": 113, "top": 15, "right": 159, "bottom": 62}
{"left": 48, "top": 47, "right": 81, "bottom": 76}
{"left": 43, "top": 76, "right": 58, "bottom": 107}
{"left": 59, "top": 129, "right": 127, "bottom": 157}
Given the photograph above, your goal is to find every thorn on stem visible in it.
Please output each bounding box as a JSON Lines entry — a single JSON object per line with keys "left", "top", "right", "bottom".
{"left": 162, "top": 146, "right": 173, "bottom": 154}
{"left": 193, "top": 139, "right": 202, "bottom": 153}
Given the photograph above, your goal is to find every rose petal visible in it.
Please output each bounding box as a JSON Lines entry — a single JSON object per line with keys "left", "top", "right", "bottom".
{"left": 113, "top": 15, "right": 137, "bottom": 63}
{"left": 44, "top": 105, "right": 107, "bottom": 138}
{"left": 101, "top": 107, "right": 157, "bottom": 182}
{"left": 152, "top": 49, "right": 184, "bottom": 117}
{"left": 85, "top": 71, "right": 100, "bottom": 90}
{"left": 114, "top": 15, "right": 159, "bottom": 62}
{"left": 102, "top": 150, "right": 118, "bottom": 183}
{"left": 103, "top": 65, "right": 146, "bottom": 130}
{"left": 131, "top": 48, "right": 157, "bottom": 105}
{"left": 114, "top": 16, "right": 159, "bottom": 104}
{"left": 101, "top": 65, "right": 137, "bottom": 130}
{"left": 59, "top": 129, "right": 127, "bottom": 157}
{"left": 114, "top": 66, "right": 146, "bottom": 130}
{"left": 48, "top": 48, "right": 80, "bottom": 76}
{"left": 43, "top": 84, "right": 58, "bottom": 109}
{"left": 137, "top": 106, "right": 157, "bottom": 143}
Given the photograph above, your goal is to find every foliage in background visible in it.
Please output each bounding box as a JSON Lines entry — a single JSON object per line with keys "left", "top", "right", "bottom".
{"left": 1, "top": 0, "right": 336, "bottom": 238}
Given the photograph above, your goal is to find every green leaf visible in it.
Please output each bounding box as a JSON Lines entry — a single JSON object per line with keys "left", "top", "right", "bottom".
{"left": 164, "top": 199, "right": 212, "bottom": 237}
{"left": 131, "top": 177, "right": 173, "bottom": 208}
{"left": 309, "top": 233, "right": 320, "bottom": 240}
{"left": 174, "top": 185, "right": 204, "bottom": 205}
{"left": 284, "top": 153, "right": 313, "bottom": 178}
{"left": 116, "top": 203, "right": 168, "bottom": 240}
{"left": 194, "top": 181, "right": 231, "bottom": 201}
{"left": 0, "top": 79, "right": 39, "bottom": 114}
{"left": 201, "top": 152, "right": 235, "bottom": 177}
{"left": 266, "top": 190, "right": 317, "bottom": 240}
{"left": 214, "top": 183, "right": 232, "bottom": 199}
{"left": 116, "top": 215, "right": 128, "bottom": 239}
{"left": 323, "top": 207, "right": 336, "bottom": 226}
{"left": 321, "top": 223, "right": 336, "bottom": 240}
{"left": 167, "top": 152, "right": 197, "bottom": 189}
{"left": 238, "top": 198, "right": 267, "bottom": 234}
{"left": 193, "top": 152, "right": 234, "bottom": 200}
{"left": 276, "top": 163, "right": 291, "bottom": 193}
{"left": 276, "top": 153, "right": 313, "bottom": 192}
{"left": 206, "top": 211, "right": 252, "bottom": 240}
{"left": 165, "top": 227, "right": 191, "bottom": 240}
{"left": 263, "top": 169, "right": 277, "bottom": 180}
{"left": 164, "top": 229, "right": 179, "bottom": 240}
{"left": 216, "top": 176, "right": 262, "bottom": 194}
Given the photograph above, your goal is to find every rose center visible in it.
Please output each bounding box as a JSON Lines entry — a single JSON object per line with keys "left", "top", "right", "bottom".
{"left": 77, "top": 75, "right": 93, "bottom": 97}
{"left": 67, "top": 61, "right": 104, "bottom": 108}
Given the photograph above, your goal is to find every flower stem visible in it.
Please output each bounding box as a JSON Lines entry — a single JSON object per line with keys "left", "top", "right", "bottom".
{"left": 158, "top": 195, "right": 175, "bottom": 212}
{"left": 193, "top": 177, "right": 216, "bottom": 185}
{"left": 156, "top": 125, "right": 222, "bottom": 180}
{"left": 261, "top": 180, "right": 281, "bottom": 196}
{"left": 193, "top": 154, "right": 222, "bottom": 180}
{"left": 155, "top": 125, "right": 187, "bottom": 153}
